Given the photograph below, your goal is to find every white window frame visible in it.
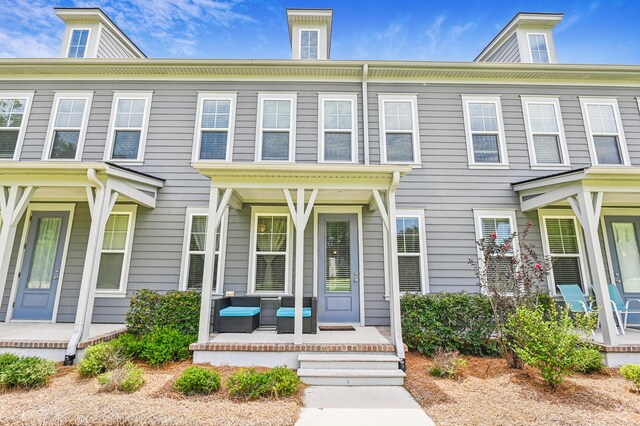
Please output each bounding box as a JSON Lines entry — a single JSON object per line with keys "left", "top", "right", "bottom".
{"left": 538, "top": 209, "right": 590, "bottom": 296}
{"left": 247, "top": 206, "right": 293, "bottom": 296}
{"left": 521, "top": 96, "right": 570, "bottom": 170}
{"left": 104, "top": 91, "right": 153, "bottom": 164}
{"left": 255, "top": 93, "right": 297, "bottom": 162}
{"left": 95, "top": 205, "right": 137, "bottom": 297}
{"left": 66, "top": 28, "right": 91, "bottom": 59}
{"left": 318, "top": 93, "right": 358, "bottom": 163}
{"left": 527, "top": 33, "right": 550, "bottom": 64}
{"left": 462, "top": 95, "right": 509, "bottom": 169}
{"left": 579, "top": 97, "right": 630, "bottom": 166}
{"left": 42, "top": 91, "right": 93, "bottom": 161}
{"left": 178, "top": 207, "right": 229, "bottom": 294}
{"left": 299, "top": 29, "right": 319, "bottom": 60}
{"left": 396, "top": 209, "right": 429, "bottom": 294}
{"left": 377, "top": 94, "right": 420, "bottom": 165}
{"left": 192, "top": 92, "right": 237, "bottom": 162}
{"left": 472, "top": 209, "right": 519, "bottom": 280}
{"left": 0, "top": 91, "right": 34, "bottom": 161}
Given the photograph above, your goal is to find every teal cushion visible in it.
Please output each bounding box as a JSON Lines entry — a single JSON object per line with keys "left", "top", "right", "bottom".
{"left": 220, "top": 306, "right": 260, "bottom": 317}
{"left": 276, "top": 307, "right": 312, "bottom": 318}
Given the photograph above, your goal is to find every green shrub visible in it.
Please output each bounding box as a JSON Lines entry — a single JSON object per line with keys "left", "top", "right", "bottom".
{"left": 174, "top": 366, "right": 221, "bottom": 395}
{"left": 138, "top": 327, "right": 195, "bottom": 367}
{"left": 264, "top": 366, "right": 301, "bottom": 397}
{"left": 227, "top": 367, "right": 300, "bottom": 399}
{"left": 620, "top": 364, "right": 640, "bottom": 392}
{"left": 0, "top": 353, "right": 20, "bottom": 371}
{"left": 97, "top": 361, "right": 145, "bottom": 393}
{"left": 111, "top": 332, "right": 143, "bottom": 359}
{"left": 429, "top": 348, "right": 467, "bottom": 379}
{"left": 573, "top": 346, "right": 605, "bottom": 374}
{"left": 77, "top": 342, "right": 127, "bottom": 377}
{"left": 0, "top": 356, "right": 56, "bottom": 389}
{"left": 126, "top": 289, "right": 200, "bottom": 336}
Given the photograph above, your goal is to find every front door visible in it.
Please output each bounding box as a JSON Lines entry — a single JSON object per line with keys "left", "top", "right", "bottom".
{"left": 604, "top": 216, "right": 640, "bottom": 324}
{"left": 318, "top": 214, "right": 360, "bottom": 323}
{"left": 12, "top": 211, "right": 70, "bottom": 321}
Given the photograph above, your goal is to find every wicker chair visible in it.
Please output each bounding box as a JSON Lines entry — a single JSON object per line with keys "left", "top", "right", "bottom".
{"left": 276, "top": 296, "right": 317, "bottom": 334}
{"left": 213, "top": 296, "right": 261, "bottom": 333}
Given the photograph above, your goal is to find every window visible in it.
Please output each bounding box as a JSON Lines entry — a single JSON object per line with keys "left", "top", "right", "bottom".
{"left": 249, "top": 208, "right": 292, "bottom": 294}
{"left": 193, "top": 93, "right": 236, "bottom": 161}
{"left": 67, "top": 29, "right": 89, "bottom": 58}
{"left": 105, "top": 92, "right": 153, "bottom": 162}
{"left": 256, "top": 94, "right": 296, "bottom": 162}
{"left": 396, "top": 210, "right": 428, "bottom": 293}
{"left": 43, "top": 92, "right": 93, "bottom": 160}
{"left": 0, "top": 92, "right": 33, "bottom": 160}
{"left": 96, "top": 205, "right": 136, "bottom": 296}
{"left": 580, "top": 97, "right": 629, "bottom": 166}
{"left": 318, "top": 93, "right": 357, "bottom": 162}
{"left": 179, "top": 208, "right": 228, "bottom": 292}
{"left": 541, "top": 214, "right": 586, "bottom": 295}
{"left": 521, "top": 96, "right": 569, "bottom": 168}
{"left": 300, "top": 30, "right": 319, "bottom": 59}
{"left": 528, "top": 34, "right": 549, "bottom": 63}
{"left": 462, "top": 95, "right": 508, "bottom": 167}
{"left": 378, "top": 94, "right": 420, "bottom": 164}
{"left": 473, "top": 210, "right": 518, "bottom": 289}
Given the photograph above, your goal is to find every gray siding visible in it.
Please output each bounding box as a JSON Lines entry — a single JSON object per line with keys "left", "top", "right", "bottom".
{"left": 486, "top": 34, "right": 521, "bottom": 63}
{"left": 96, "top": 29, "right": 138, "bottom": 59}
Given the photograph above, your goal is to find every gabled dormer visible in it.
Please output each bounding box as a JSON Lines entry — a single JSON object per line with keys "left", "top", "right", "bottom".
{"left": 475, "top": 12, "right": 563, "bottom": 64}
{"left": 286, "top": 9, "right": 332, "bottom": 60}
{"left": 55, "top": 8, "right": 146, "bottom": 59}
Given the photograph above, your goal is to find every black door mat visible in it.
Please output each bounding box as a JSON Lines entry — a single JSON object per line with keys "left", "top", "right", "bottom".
{"left": 319, "top": 325, "right": 356, "bottom": 331}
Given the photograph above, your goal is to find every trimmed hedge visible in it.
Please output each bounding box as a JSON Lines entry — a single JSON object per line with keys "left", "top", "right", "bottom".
{"left": 174, "top": 366, "right": 221, "bottom": 395}
{"left": 0, "top": 355, "right": 56, "bottom": 389}
{"left": 227, "top": 367, "right": 300, "bottom": 399}
{"left": 126, "top": 289, "right": 200, "bottom": 336}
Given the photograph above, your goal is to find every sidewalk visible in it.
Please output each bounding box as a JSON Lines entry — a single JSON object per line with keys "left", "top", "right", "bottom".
{"left": 296, "top": 386, "right": 434, "bottom": 425}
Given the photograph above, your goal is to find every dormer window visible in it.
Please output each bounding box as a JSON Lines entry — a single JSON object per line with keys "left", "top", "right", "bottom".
{"left": 67, "top": 29, "right": 89, "bottom": 58}
{"left": 300, "top": 30, "right": 318, "bottom": 59}
{"left": 528, "top": 34, "right": 549, "bottom": 63}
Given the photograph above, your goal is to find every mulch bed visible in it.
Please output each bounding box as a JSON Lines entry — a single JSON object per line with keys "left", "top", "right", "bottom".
{"left": 0, "top": 361, "right": 303, "bottom": 426}
{"left": 404, "top": 352, "right": 640, "bottom": 426}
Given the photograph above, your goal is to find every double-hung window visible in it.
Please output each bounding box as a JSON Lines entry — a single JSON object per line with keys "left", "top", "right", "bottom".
{"left": 256, "top": 94, "right": 296, "bottom": 162}
{"left": 96, "top": 205, "right": 137, "bottom": 296}
{"left": 193, "top": 93, "right": 236, "bottom": 161}
{"left": 521, "top": 96, "right": 569, "bottom": 168}
{"left": 318, "top": 93, "right": 357, "bottom": 162}
{"left": 462, "top": 95, "right": 508, "bottom": 168}
{"left": 67, "top": 29, "right": 89, "bottom": 58}
{"left": 396, "top": 210, "right": 428, "bottom": 293}
{"left": 43, "top": 92, "right": 93, "bottom": 160}
{"left": 580, "top": 97, "right": 629, "bottom": 166}
{"left": 378, "top": 94, "right": 420, "bottom": 164}
{"left": 528, "top": 33, "right": 549, "bottom": 63}
{"left": 249, "top": 208, "right": 292, "bottom": 294}
{"left": 179, "top": 207, "right": 228, "bottom": 292}
{"left": 105, "top": 92, "right": 153, "bottom": 162}
{"left": 0, "top": 92, "right": 33, "bottom": 160}
{"left": 300, "top": 30, "right": 319, "bottom": 59}
{"left": 473, "top": 210, "right": 518, "bottom": 289}
{"left": 540, "top": 213, "right": 586, "bottom": 295}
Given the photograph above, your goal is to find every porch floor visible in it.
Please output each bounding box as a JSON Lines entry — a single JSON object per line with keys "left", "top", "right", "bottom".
{"left": 593, "top": 328, "right": 640, "bottom": 347}
{"left": 208, "top": 326, "right": 392, "bottom": 345}
{"left": 0, "top": 323, "right": 125, "bottom": 345}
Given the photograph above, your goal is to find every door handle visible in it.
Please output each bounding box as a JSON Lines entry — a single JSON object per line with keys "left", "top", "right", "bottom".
{"left": 353, "top": 272, "right": 359, "bottom": 283}
{"left": 615, "top": 273, "right": 622, "bottom": 286}
{"left": 53, "top": 270, "right": 60, "bottom": 280}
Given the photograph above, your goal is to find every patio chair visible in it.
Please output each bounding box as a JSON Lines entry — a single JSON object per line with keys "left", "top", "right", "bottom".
{"left": 276, "top": 296, "right": 317, "bottom": 334}
{"left": 213, "top": 296, "right": 261, "bottom": 333}
{"left": 557, "top": 284, "right": 594, "bottom": 314}
{"left": 608, "top": 284, "right": 640, "bottom": 335}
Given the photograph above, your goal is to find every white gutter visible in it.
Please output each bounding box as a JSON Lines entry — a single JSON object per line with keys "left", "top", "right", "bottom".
{"left": 362, "top": 64, "right": 370, "bottom": 165}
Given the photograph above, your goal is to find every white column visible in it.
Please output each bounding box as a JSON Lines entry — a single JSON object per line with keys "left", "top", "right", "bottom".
{"left": 386, "top": 179, "right": 405, "bottom": 360}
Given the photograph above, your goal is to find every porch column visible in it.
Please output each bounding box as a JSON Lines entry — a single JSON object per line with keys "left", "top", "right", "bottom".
{"left": 569, "top": 190, "right": 617, "bottom": 345}
{"left": 0, "top": 185, "right": 35, "bottom": 307}
{"left": 198, "top": 186, "right": 233, "bottom": 344}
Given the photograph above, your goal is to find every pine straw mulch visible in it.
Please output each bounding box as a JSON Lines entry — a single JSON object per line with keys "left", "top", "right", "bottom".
{"left": 0, "top": 361, "right": 303, "bottom": 426}
{"left": 404, "top": 351, "right": 640, "bottom": 426}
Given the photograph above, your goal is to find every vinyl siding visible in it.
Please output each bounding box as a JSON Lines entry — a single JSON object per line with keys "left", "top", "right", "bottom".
{"left": 486, "top": 34, "right": 521, "bottom": 63}
{"left": 96, "top": 28, "right": 138, "bottom": 59}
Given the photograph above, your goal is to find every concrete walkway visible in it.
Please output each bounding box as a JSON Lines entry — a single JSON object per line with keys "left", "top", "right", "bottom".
{"left": 296, "top": 386, "right": 434, "bottom": 425}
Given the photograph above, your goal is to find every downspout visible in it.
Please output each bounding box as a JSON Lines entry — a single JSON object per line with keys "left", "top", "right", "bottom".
{"left": 64, "top": 168, "right": 103, "bottom": 365}
{"left": 362, "top": 64, "right": 370, "bottom": 165}
{"left": 388, "top": 171, "right": 406, "bottom": 370}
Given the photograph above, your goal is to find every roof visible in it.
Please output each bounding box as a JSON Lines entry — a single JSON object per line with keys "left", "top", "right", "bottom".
{"left": 286, "top": 9, "right": 333, "bottom": 57}
{"left": 511, "top": 167, "right": 586, "bottom": 187}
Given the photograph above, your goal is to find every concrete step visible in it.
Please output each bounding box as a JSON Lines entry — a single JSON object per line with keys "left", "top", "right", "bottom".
{"left": 297, "top": 368, "right": 405, "bottom": 386}
{"left": 298, "top": 353, "right": 400, "bottom": 370}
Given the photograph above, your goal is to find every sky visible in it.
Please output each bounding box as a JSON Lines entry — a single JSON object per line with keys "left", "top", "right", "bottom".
{"left": 0, "top": 0, "right": 638, "bottom": 64}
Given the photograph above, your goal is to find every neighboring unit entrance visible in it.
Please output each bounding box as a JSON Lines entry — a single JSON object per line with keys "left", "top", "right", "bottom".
{"left": 12, "top": 211, "right": 70, "bottom": 321}
{"left": 317, "top": 213, "right": 360, "bottom": 323}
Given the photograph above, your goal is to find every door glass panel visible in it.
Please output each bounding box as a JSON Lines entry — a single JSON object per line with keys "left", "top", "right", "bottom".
{"left": 612, "top": 222, "right": 640, "bottom": 293}
{"left": 325, "top": 221, "right": 351, "bottom": 292}
{"left": 26, "top": 217, "right": 62, "bottom": 289}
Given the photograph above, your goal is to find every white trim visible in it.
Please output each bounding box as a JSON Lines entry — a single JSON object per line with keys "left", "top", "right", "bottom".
{"left": 317, "top": 93, "right": 358, "bottom": 163}
{"left": 94, "top": 204, "right": 137, "bottom": 297}
{"left": 42, "top": 91, "right": 94, "bottom": 161}
{"left": 377, "top": 94, "right": 420, "bottom": 165}
{"left": 396, "top": 209, "right": 429, "bottom": 294}
{"left": 312, "top": 205, "right": 365, "bottom": 327}
{"left": 538, "top": 209, "right": 590, "bottom": 296}
{"left": 472, "top": 209, "right": 519, "bottom": 283}
{"left": 526, "top": 32, "right": 550, "bottom": 64}
{"left": 462, "top": 95, "right": 509, "bottom": 168}
{"left": 255, "top": 93, "right": 297, "bottom": 163}
{"left": 247, "top": 206, "right": 293, "bottom": 296}
{"left": 66, "top": 28, "right": 91, "bottom": 58}
{"left": 579, "top": 97, "right": 630, "bottom": 167}
{"left": 178, "top": 206, "right": 228, "bottom": 294}
{"left": 192, "top": 92, "right": 237, "bottom": 162}
{"left": 520, "top": 96, "right": 570, "bottom": 169}
{"left": 0, "top": 91, "right": 34, "bottom": 161}
{"left": 6, "top": 203, "right": 75, "bottom": 323}
{"left": 299, "top": 29, "right": 319, "bottom": 60}
{"left": 104, "top": 91, "right": 153, "bottom": 163}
